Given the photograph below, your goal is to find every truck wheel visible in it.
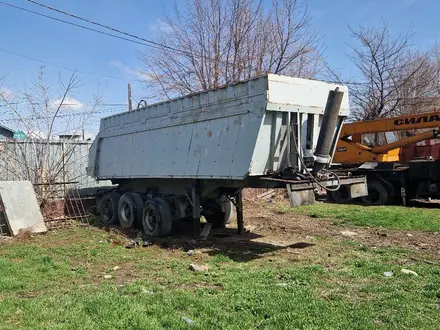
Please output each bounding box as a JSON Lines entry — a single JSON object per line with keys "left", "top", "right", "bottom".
{"left": 328, "top": 185, "right": 352, "bottom": 204}
{"left": 361, "top": 181, "right": 390, "bottom": 206}
{"left": 99, "top": 192, "right": 121, "bottom": 225}
{"left": 118, "top": 193, "right": 143, "bottom": 229}
{"left": 203, "top": 196, "right": 233, "bottom": 228}
{"left": 142, "top": 198, "right": 172, "bottom": 237}
{"left": 131, "top": 193, "right": 145, "bottom": 228}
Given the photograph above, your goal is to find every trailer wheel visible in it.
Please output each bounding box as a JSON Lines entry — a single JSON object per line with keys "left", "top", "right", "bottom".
{"left": 361, "top": 181, "right": 390, "bottom": 206}
{"left": 131, "top": 193, "right": 145, "bottom": 228}
{"left": 142, "top": 198, "right": 172, "bottom": 237}
{"left": 118, "top": 193, "right": 143, "bottom": 229}
{"left": 99, "top": 192, "right": 121, "bottom": 225}
{"left": 203, "top": 196, "right": 233, "bottom": 228}
{"left": 328, "top": 185, "right": 352, "bottom": 204}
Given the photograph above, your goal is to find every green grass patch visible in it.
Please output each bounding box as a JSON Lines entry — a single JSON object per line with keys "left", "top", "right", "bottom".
{"left": 281, "top": 203, "right": 440, "bottom": 231}
{"left": 0, "top": 227, "right": 439, "bottom": 329}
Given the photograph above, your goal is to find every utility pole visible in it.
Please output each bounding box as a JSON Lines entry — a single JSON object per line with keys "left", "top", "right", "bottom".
{"left": 128, "top": 83, "right": 133, "bottom": 111}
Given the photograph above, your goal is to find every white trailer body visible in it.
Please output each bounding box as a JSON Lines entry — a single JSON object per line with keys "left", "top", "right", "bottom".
{"left": 88, "top": 74, "right": 350, "bottom": 180}
{"left": 87, "top": 74, "right": 367, "bottom": 237}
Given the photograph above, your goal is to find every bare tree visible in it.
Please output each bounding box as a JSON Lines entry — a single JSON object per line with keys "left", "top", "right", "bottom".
{"left": 348, "top": 21, "right": 440, "bottom": 121}
{"left": 140, "top": 0, "right": 322, "bottom": 99}
{"left": 396, "top": 51, "right": 440, "bottom": 116}
{"left": 0, "top": 67, "right": 101, "bottom": 213}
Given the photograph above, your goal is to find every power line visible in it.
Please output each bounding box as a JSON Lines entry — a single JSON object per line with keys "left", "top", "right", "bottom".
{"left": 24, "top": 0, "right": 244, "bottom": 66}
{"left": 15, "top": 0, "right": 309, "bottom": 78}
{"left": 25, "top": 0, "right": 368, "bottom": 80}
{"left": 0, "top": 46, "right": 127, "bottom": 80}
{"left": 0, "top": 2, "right": 149, "bottom": 81}
{"left": 25, "top": 0, "right": 189, "bottom": 55}
{"left": 0, "top": 2, "right": 157, "bottom": 50}
{"left": 5, "top": 1, "right": 372, "bottom": 88}
{"left": 0, "top": 40, "right": 368, "bottom": 91}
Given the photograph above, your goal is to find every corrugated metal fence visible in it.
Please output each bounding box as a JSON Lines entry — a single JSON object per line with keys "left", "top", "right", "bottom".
{"left": 0, "top": 140, "right": 108, "bottom": 189}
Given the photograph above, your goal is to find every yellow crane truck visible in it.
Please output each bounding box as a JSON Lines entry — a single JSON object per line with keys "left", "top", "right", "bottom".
{"left": 329, "top": 110, "right": 440, "bottom": 206}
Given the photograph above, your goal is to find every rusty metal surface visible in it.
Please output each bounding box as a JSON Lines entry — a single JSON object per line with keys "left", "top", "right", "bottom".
{"left": 88, "top": 74, "right": 350, "bottom": 181}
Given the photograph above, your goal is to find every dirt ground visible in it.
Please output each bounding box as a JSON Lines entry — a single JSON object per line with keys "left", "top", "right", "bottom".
{"left": 2, "top": 194, "right": 439, "bottom": 264}
{"left": 247, "top": 200, "right": 437, "bottom": 249}
{"left": 93, "top": 195, "right": 440, "bottom": 265}
{"left": 241, "top": 198, "right": 440, "bottom": 258}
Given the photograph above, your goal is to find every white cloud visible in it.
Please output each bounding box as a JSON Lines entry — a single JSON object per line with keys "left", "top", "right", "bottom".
{"left": 149, "top": 19, "right": 172, "bottom": 33}
{"left": 51, "top": 97, "right": 83, "bottom": 111}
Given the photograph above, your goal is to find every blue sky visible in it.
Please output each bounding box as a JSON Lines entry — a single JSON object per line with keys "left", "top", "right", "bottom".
{"left": 0, "top": 0, "right": 438, "bottom": 134}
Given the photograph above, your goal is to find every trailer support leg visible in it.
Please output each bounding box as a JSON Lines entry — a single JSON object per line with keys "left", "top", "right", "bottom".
{"left": 236, "top": 190, "right": 244, "bottom": 235}
{"left": 192, "top": 185, "right": 201, "bottom": 239}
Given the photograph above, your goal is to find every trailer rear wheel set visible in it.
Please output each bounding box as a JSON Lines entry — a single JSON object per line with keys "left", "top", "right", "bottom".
{"left": 97, "top": 189, "right": 235, "bottom": 237}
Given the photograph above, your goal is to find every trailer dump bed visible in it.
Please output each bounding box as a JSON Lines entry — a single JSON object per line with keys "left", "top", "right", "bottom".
{"left": 88, "top": 74, "right": 350, "bottom": 181}
{"left": 87, "top": 74, "right": 366, "bottom": 237}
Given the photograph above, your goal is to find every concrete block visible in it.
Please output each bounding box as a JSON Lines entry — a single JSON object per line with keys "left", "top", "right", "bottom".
{"left": 0, "top": 181, "right": 47, "bottom": 236}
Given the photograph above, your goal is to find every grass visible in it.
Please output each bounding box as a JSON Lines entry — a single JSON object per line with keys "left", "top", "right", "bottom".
{"left": 277, "top": 202, "right": 440, "bottom": 232}
{"left": 0, "top": 226, "right": 439, "bottom": 329}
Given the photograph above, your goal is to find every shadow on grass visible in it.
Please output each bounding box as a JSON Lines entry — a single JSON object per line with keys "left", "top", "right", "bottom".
{"left": 91, "top": 218, "right": 315, "bottom": 263}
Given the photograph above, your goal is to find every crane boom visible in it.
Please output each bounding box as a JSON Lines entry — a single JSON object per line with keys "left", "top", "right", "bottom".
{"left": 340, "top": 110, "right": 440, "bottom": 137}
{"left": 371, "top": 129, "right": 439, "bottom": 154}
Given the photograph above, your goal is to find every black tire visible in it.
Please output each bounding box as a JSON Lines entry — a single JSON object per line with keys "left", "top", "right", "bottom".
{"left": 99, "top": 192, "right": 121, "bottom": 225}
{"left": 328, "top": 185, "right": 352, "bottom": 204}
{"left": 361, "top": 181, "right": 390, "bottom": 206}
{"left": 203, "top": 196, "right": 233, "bottom": 228}
{"left": 131, "top": 193, "right": 145, "bottom": 229}
{"left": 142, "top": 198, "right": 172, "bottom": 237}
{"left": 118, "top": 193, "right": 144, "bottom": 229}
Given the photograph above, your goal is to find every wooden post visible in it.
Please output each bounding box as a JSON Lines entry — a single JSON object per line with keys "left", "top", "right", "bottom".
{"left": 236, "top": 190, "right": 244, "bottom": 235}
{"left": 128, "top": 83, "right": 133, "bottom": 111}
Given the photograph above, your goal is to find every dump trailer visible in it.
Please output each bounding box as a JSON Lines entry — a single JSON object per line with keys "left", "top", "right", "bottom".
{"left": 87, "top": 74, "right": 367, "bottom": 237}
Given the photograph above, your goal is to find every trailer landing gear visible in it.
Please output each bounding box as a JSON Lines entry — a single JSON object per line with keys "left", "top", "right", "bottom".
{"left": 191, "top": 188, "right": 244, "bottom": 239}
{"left": 235, "top": 190, "right": 244, "bottom": 235}
{"left": 202, "top": 196, "right": 233, "bottom": 228}
{"left": 192, "top": 185, "right": 201, "bottom": 239}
